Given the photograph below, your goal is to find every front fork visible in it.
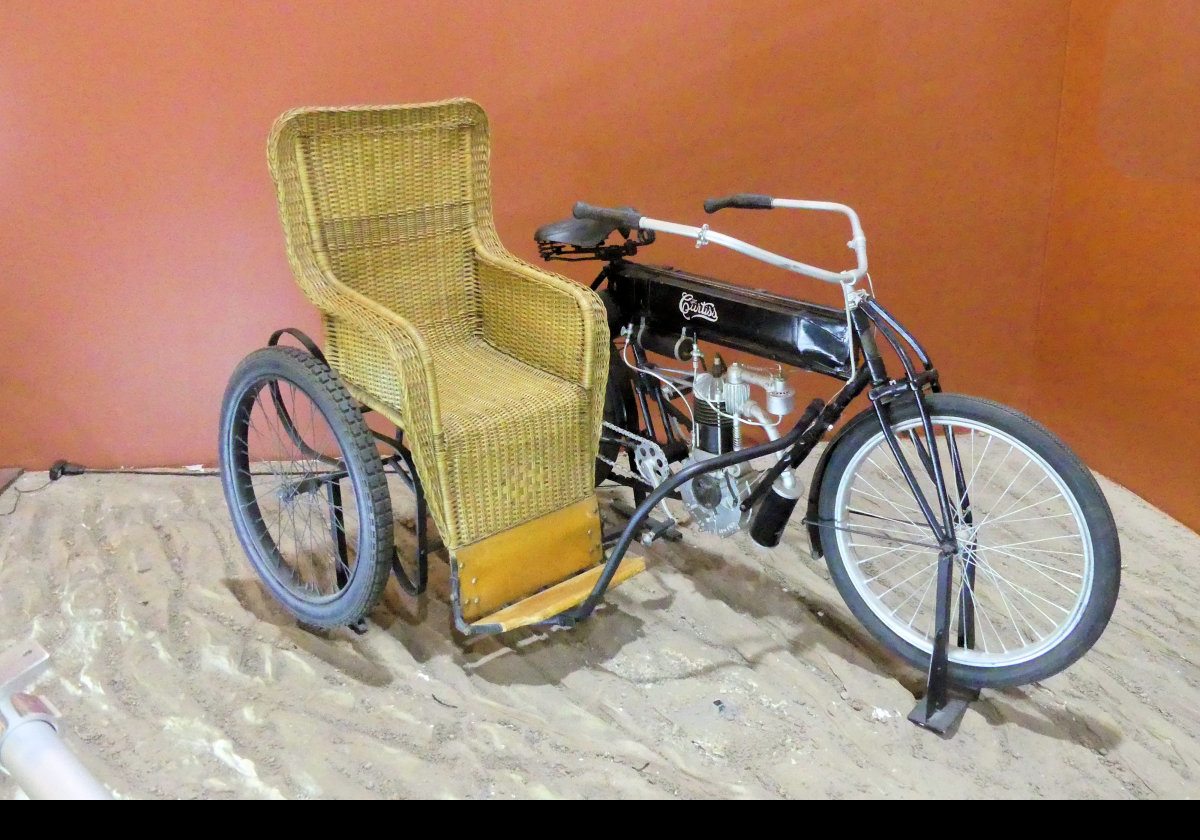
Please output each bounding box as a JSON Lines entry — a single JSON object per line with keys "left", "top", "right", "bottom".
{"left": 854, "top": 304, "right": 957, "bottom": 546}
{"left": 853, "top": 300, "right": 979, "bottom": 726}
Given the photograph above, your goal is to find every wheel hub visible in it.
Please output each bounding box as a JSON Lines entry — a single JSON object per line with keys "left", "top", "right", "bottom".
{"left": 277, "top": 474, "right": 326, "bottom": 504}
{"left": 954, "top": 522, "right": 979, "bottom": 553}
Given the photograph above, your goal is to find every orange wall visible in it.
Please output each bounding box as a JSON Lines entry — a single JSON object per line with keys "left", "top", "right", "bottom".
{"left": 5, "top": 2, "right": 1191, "bottom": 531}
{"left": 1031, "top": 1, "right": 1200, "bottom": 531}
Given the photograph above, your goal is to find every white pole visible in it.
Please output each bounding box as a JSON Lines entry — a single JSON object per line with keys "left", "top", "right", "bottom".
{"left": 0, "top": 641, "right": 112, "bottom": 800}
{"left": 1, "top": 720, "right": 111, "bottom": 800}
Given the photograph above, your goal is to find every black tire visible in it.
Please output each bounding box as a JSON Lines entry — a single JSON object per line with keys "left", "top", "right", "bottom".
{"left": 817, "top": 393, "right": 1120, "bottom": 688}
{"left": 219, "top": 346, "right": 393, "bottom": 628}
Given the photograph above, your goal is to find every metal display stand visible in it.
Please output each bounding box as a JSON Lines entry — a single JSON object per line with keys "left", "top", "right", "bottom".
{"left": 907, "top": 549, "right": 979, "bottom": 734}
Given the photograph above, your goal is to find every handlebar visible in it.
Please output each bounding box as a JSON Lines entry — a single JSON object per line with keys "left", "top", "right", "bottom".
{"left": 572, "top": 202, "right": 643, "bottom": 231}
{"left": 703, "top": 193, "right": 774, "bottom": 213}
{"left": 573, "top": 196, "right": 869, "bottom": 285}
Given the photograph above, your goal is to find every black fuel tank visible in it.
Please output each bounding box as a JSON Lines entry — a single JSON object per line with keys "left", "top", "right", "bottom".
{"left": 607, "top": 262, "right": 853, "bottom": 379}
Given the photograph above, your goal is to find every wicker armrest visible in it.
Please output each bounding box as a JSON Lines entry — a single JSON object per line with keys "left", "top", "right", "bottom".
{"left": 474, "top": 248, "right": 608, "bottom": 391}
{"left": 306, "top": 270, "right": 443, "bottom": 437}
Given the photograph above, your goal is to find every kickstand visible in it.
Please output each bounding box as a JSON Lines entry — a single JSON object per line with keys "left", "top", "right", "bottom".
{"left": 908, "top": 548, "right": 979, "bottom": 735}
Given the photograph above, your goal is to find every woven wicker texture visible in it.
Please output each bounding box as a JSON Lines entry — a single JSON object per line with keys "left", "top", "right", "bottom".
{"left": 268, "top": 100, "right": 609, "bottom": 549}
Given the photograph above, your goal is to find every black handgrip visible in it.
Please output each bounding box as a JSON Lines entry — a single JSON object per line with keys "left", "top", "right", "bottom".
{"left": 573, "top": 202, "right": 643, "bottom": 230}
{"left": 703, "top": 193, "right": 775, "bottom": 214}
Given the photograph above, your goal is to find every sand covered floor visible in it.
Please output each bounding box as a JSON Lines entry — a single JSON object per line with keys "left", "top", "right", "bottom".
{"left": 0, "top": 462, "right": 1197, "bottom": 799}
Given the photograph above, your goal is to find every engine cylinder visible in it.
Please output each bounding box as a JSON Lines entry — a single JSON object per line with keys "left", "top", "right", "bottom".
{"left": 694, "top": 398, "right": 733, "bottom": 454}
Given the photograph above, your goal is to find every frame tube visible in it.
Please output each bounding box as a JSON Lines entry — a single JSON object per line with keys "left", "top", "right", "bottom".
{"left": 561, "top": 399, "right": 827, "bottom": 622}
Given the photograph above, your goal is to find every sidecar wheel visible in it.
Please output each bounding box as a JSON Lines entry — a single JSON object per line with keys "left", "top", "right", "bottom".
{"left": 218, "top": 346, "right": 393, "bottom": 628}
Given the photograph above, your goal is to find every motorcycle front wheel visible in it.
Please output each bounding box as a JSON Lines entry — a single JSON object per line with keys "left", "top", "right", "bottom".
{"left": 817, "top": 393, "right": 1120, "bottom": 688}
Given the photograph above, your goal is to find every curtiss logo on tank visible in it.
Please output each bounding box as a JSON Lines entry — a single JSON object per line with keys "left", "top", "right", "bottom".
{"left": 679, "top": 293, "right": 718, "bottom": 322}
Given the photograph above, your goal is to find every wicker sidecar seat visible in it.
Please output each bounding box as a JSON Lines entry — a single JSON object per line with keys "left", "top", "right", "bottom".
{"left": 265, "top": 100, "right": 642, "bottom": 632}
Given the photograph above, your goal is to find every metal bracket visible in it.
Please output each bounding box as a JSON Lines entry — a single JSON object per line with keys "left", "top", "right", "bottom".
{"left": 843, "top": 287, "right": 869, "bottom": 309}
{"left": 0, "top": 643, "right": 49, "bottom": 698}
{"left": 0, "top": 642, "right": 56, "bottom": 746}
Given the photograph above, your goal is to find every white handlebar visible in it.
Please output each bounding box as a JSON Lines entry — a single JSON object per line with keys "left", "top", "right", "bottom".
{"left": 637, "top": 198, "right": 868, "bottom": 285}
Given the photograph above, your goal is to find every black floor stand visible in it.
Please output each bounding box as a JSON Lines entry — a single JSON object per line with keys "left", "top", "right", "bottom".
{"left": 908, "top": 549, "right": 979, "bottom": 735}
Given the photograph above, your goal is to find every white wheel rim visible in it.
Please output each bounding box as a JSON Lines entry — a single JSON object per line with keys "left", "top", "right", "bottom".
{"left": 832, "top": 415, "right": 1094, "bottom": 670}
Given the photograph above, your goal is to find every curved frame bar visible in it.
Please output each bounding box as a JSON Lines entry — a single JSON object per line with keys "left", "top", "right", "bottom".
{"left": 556, "top": 399, "right": 828, "bottom": 624}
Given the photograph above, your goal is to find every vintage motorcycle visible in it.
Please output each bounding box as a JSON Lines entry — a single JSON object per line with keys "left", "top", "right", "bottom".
{"left": 218, "top": 103, "right": 1119, "bottom": 729}
{"left": 533, "top": 196, "right": 1121, "bottom": 704}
